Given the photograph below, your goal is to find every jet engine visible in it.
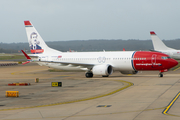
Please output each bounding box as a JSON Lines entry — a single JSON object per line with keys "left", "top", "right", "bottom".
{"left": 120, "top": 71, "right": 138, "bottom": 74}
{"left": 92, "top": 64, "right": 113, "bottom": 76}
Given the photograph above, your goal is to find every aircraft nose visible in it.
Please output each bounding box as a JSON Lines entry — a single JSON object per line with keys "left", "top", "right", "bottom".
{"left": 170, "top": 59, "right": 178, "bottom": 68}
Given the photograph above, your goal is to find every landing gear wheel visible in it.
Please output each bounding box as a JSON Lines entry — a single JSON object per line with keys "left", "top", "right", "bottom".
{"left": 159, "top": 73, "right": 163, "bottom": 77}
{"left": 102, "top": 75, "right": 109, "bottom": 77}
{"left": 85, "top": 72, "right": 93, "bottom": 78}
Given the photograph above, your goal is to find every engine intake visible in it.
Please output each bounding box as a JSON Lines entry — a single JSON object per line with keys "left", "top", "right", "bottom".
{"left": 92, "top": 64, "right": 113, "bottom": 76}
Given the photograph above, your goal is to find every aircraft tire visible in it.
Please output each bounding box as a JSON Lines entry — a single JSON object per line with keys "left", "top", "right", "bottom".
{"left": 159, "top": 73, "right": 163, "bottom": 77}
{"left": 85, "top": 72, "right": 93, "bottom": 78}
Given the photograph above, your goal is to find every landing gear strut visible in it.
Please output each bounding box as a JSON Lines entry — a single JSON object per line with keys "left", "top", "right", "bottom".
{"left": 85, "top": 72, "right": 93, "bottom": 78}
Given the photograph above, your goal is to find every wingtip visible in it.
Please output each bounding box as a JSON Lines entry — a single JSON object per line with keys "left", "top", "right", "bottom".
{"left": 150, "top": 31, "right": 156, "bottom": 35}
{"left": 24, "top": 20, "right": 31, "bottom": 26}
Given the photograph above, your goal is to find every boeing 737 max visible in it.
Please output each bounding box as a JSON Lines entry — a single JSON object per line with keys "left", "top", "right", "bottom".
{"left": 150, "top": 31, "right": 180, "bottom": 60}
{"left": 22, "top": 21, "right": 178, "bottom": 78}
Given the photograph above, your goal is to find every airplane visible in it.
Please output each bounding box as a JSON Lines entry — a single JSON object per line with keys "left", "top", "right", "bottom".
{"left": 150, "top": 31, "right": 180, "bottom": 60}
{"left": 22, "top": 21, "right": 178, "bottom": 78}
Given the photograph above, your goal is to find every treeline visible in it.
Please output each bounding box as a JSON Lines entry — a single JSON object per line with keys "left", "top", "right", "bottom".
{"left": 0, "top": 39, "right": 180, "bottom": 53}
{"left": 0, "top": 48, "right": 17, "bottom": 53}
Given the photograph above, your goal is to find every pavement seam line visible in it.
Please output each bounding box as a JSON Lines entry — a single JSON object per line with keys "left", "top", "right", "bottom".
{"left": 2, "top": 107, "right": 166, "bottom": 120}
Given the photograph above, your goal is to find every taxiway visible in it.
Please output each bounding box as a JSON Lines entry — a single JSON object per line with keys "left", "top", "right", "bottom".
{"left": 0, "top": 63, "right": 180, "bottom": 120}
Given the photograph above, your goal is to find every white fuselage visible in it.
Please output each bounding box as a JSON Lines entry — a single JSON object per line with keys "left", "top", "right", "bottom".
{"left": 158, "top": 50, "right": 180, "bottom": 60}
{"left": 36, "top": 51, "right": 135, "bottom": 71}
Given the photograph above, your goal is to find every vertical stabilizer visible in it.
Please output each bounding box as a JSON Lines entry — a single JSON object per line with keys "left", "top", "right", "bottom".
{"left": 24, "top": 21, "right": 61, "bottom": 54}
{"left": 150, "top": 31, "right": 174, "bottom": 50}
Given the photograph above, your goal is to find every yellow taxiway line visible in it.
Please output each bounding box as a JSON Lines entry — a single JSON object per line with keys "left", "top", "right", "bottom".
{"left": 162, "top": 91, "right": 180, "bottom": 117}
{"left": 0, "top": 80, "right": 133, "bottom": 111}
{"left": 173, "top": 66, "right": 180, "bottom": 71}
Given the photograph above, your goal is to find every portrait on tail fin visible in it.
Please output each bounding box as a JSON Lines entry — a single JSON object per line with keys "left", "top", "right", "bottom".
{"left": 29, "top": 32, "right": 44, "bottom": 54}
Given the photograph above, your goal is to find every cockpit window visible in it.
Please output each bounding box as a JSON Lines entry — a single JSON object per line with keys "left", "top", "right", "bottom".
{"left": 161, "top": 56, "right": 171, "bottom": 59}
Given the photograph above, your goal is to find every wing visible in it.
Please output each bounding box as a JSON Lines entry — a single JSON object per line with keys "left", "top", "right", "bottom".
{"left": 40, "top": 60, "right": 95, "bottom": 69}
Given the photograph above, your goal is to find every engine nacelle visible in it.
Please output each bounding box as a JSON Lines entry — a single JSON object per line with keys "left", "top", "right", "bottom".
{"left": 120, "top": 71, "right": 138, "bottom": 74}
{"left": 92, "top": 64, "right": 113, "bottom": 75}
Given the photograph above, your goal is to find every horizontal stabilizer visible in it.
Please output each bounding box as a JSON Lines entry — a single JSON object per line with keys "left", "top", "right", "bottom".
{"left": 22, "top": 61, "right": 31, "bottom": 65}
{"left": 21, "top": 50, "right": 32, "bottom": 65}
{"left": 21, "top": 50, "right": 31, "bottom": 60}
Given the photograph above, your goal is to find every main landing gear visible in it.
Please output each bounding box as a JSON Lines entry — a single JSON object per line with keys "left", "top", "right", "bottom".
{"left": 85, "top": 72, "right": 109, "bottom": 78}
{"left": 85, "top": 72, "right": 93, "bottom": 78}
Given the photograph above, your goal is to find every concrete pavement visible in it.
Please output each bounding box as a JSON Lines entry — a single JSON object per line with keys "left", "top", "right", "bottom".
{"left": 0, "top": 63, "right": 180, "bottom": 120}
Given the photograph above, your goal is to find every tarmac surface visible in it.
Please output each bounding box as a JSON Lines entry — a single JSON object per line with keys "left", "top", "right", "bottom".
{"left": 0, "top": 62, "right": 180, "bottom": 120}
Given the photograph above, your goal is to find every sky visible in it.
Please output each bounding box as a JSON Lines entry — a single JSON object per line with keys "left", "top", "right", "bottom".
{"left": 1, "top": 0, "right": 180, "bottom": 43}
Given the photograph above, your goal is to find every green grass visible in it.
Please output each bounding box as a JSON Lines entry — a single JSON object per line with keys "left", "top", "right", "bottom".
{"left": 0, "top": 54, "right": 25, "bottom": 60}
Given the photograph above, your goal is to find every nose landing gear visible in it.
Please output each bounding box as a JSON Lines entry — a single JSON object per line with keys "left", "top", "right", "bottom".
{"left": 159, "top": 69, "right": 168, "bottom": 77}
{"left": 159, "top": 73, "right": 163, "bottom": 77}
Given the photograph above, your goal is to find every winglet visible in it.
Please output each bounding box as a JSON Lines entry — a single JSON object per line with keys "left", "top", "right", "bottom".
{"left": 21, "top": 50, "right": 31, "bottom": 60}
{"left": 150, "top": 31, "right": 156, "bottom": 35}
